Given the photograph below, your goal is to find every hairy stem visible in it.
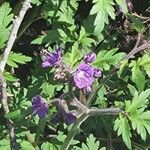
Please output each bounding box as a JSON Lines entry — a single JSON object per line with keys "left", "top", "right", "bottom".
{"left": 88, "top": 108, "right": 122, "bottom": 116}
{"left": 60, "top": 113, "right": 88, "bottom": 150}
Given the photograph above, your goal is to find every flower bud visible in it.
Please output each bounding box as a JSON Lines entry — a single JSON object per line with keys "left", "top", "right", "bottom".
{"left": 84, "top": 52, "right": 96, "bottom": 63}
{"left": 93, "top": 68, "right": 102, "bottom": 78}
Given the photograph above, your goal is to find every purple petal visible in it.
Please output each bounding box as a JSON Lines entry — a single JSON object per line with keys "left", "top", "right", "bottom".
{"left": 84, "top": 52, "right": 96, "bottom": 63}
{"left": 93, "top": 68, "right": 102, "bottom": 78}
{"left": 42, "top": 48, "right": 62, "bottom": 68}
{"left": 73, "top": 64, "right": 94, "bottom": 89}
{"left": 64, "top": 112, "right": 76, "bottom": 125}
{"left": 52, "top": 112, "right": 63, "bottom": 124}
{"left": 32, "top": 95, "right": 48, "bottom": 118}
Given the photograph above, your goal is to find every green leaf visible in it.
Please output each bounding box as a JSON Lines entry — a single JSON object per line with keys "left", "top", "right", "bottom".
{"left": 7, "top": 52, "right": 31, "bottom": 68}
{"left": 127, "top": 84, "right": 137, "bottom": 96}
{"left": 90, "top": 0, "right": 115, "bottom": 35}
{"left": 31, "top": 35, "right": 46, "bottom": 44}
{"left": 127, "top": 14, "right": 146, "bottom": 33}
{"left": 63, "top": 42, "right": 82, "bottom": 67}
{"left": 32, "top": 0, "right": 42, "bottom": 6}
{"left": 114, "top": 116, "right": 131, "bottom": 149}
{"left": 93, "top": 48, "right": 125, "bottom": 70}
{"left": 20, "top": 141, "right": 34, "bottom": 150}
{"left": 74, "top": 134, "right": 100, "bottom": 150}
{"left": 31, "top": 30, "right": 60, "bottom": 45}
{"left": 129, "top": 110, "right": 150, "bottom": 141}
{"left": 0, "top": 139, "right": 11, "bottom": 150}
{"left": 5, "top": 110, "right": 21, "bottom": 119}
{"left": 83, "top": 15, "right": 95, "bottom": 34}
{"left": 115, "top": 0, "right": 128, "bottom": 14}
{"left": 78, "top": 26, "right": 96, "bottom": 50}
{"left": 41, "top": 142, "right": 58, "bottom": 150}
{"left": 118, "top": 60, "right": 128, "bottom": 76}
{"left": 126, "top": 89, "right": 150, "bottom": 113}
{"left": 40, "top": 82, "right": 56, "bottom": 98}
{"left": 58, "top": 0, "right": 78, "bottom": 25}
{"left": 0, "top": 2, "right": 13, "bottom": 49}
{"left": 139, "top": 54, "right": 150, "bottom": 77}
{"left": 4, "top": 71, "right": 18, "bottom": 82}
{"left": 130, "top": 60, "right": 145, "bottom": 92}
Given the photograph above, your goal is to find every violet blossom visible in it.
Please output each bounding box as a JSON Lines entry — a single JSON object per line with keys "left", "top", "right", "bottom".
{"left": 42, "top": 48, "right": 61, "bottom": 68}
{"left": 93, "top": 68, "right": 102, "bottom": 78}
{"left": 52, "top": 100, "right": 76, "bottom": 125}
{"left": 73, "top": 63, "right": 94, "bottom": 89}
{"left": 84, "top": 52, "right": 96, "bottom": 63}
{"left": 52, "top": 111, "right": 76, "bottom": 125}
{"left": 32, "top": 95, "right": 48, "bottom": 118}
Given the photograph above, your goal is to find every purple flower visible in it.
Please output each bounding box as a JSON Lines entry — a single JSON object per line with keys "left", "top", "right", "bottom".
{"left": 52, "top": 100, "right": 76, "bottom": 125}
{"left": 73, "top": 63, "right": 94, "bottom": 89}
{"left": 64, "top": 112, "right": 76, "bottom": 124}
{"left": 52, "top": 111, "right": 76, "bottom": 125}
{"left": 127, "top": 0, "right": 133, "bottom": 12}
{"left": 83, "top": 86, "right": 92, "bottom": 93}
{"left": 84, "top": 52, "right": 96, "bottom": 63}
{"left": 32, "top": 95, "right": 48, "bottom": 118}
{"left": 42, "top": 48, "right": 61, "bottom": 67}
{"left": 93, "top": 68, "right": 102, "bottom": 78}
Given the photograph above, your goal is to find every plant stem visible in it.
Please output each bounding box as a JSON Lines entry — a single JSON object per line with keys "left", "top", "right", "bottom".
{"left": 60, "top": 113, "right": 88, "bottom": 150}
{"left": 26, "top": 132, "right": 40, "bottom": 150}
{"left": 88, "top": 108, "right": 122, "bottom": 116}
{"left": 0, "top": 71, "right": 18, "bottom": 150}
{"left": 0, "top": 0, "right": 32, "bottom": 72}
{"left": 0, "top": 1, "right": 32, "bottom": 149}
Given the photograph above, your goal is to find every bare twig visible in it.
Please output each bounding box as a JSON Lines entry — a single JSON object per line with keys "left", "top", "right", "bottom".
{"left": 132, "top": 13, "right": 150, "bottom": 20}
{"left": 0, "top": 1, "right": 32, "bottom": 149}
{"left": 0, "top": 71, "right": 18, "bottom": 150}
{"left": 0, "top": 0, "right": 32, "bottom": 72}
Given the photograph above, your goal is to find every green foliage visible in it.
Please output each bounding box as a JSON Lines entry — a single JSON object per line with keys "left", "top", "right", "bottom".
{"left": 129, "top": 54, "right": 150, "bottom": 91}
{"left": 7, "top": 52, "right": 32, "bottom": 68}
{"left": 0, "top": 139, "right": 11, "bottom": 150}
{"left": 63, "top": 42, "right": 82, "bottom": 67}
{"left": 127, "top": 14, "right": 146, "bottom": 33}
{"left": 20, "top": 141, "right": 34, "bottom": 150}
{"left": 0, "top": 2, "right": 13, "bottom": 49}
{"left": 4, "top": 71, "right": 18, "bottom": 82}
{"left": 41, "top": 142, "right": 58, "bottom": 150}
{"left": 126, "top": 89, "right": 150, "bottom": 141}
{"left": 32, "top": 0, "right": 42, "bottom": 6}
{"left": 90, "top": 0, "right": 116, "bottom": 35}
{"left": 114, "top": 116, "right": 132, "bottom": 149}
{"left": 114, "top": 89, "right": 150, "bottom": 149}
{"left": 74, "top": 134, "right": 105, "bottom": 150}
{"left": 93, "top": 48, "right": 125, "bottom": 70}
{"left": 115, "top": 0, "right": 128, "bottom": 13}
{"left": 0, "top": 1, "right": 150, "bottom": 150}
{"left": 126, "top": 89, "right": 150, "bottom": 113}
{"left": 57, "top": 0, "right": 78, "bottom": 25}
{"left": 78, "top": 26, "right": 96, "bottom": 50}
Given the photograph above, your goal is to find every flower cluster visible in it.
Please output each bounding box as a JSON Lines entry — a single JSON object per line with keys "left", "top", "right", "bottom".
{"left": 73, "top": 52, "right": 101, "bottom": 91}
{"left": 31, "top": 49, "right": 101, "bottom": 122}
{"left": 31, "top": 96, "right": 76, "bottom": 124}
